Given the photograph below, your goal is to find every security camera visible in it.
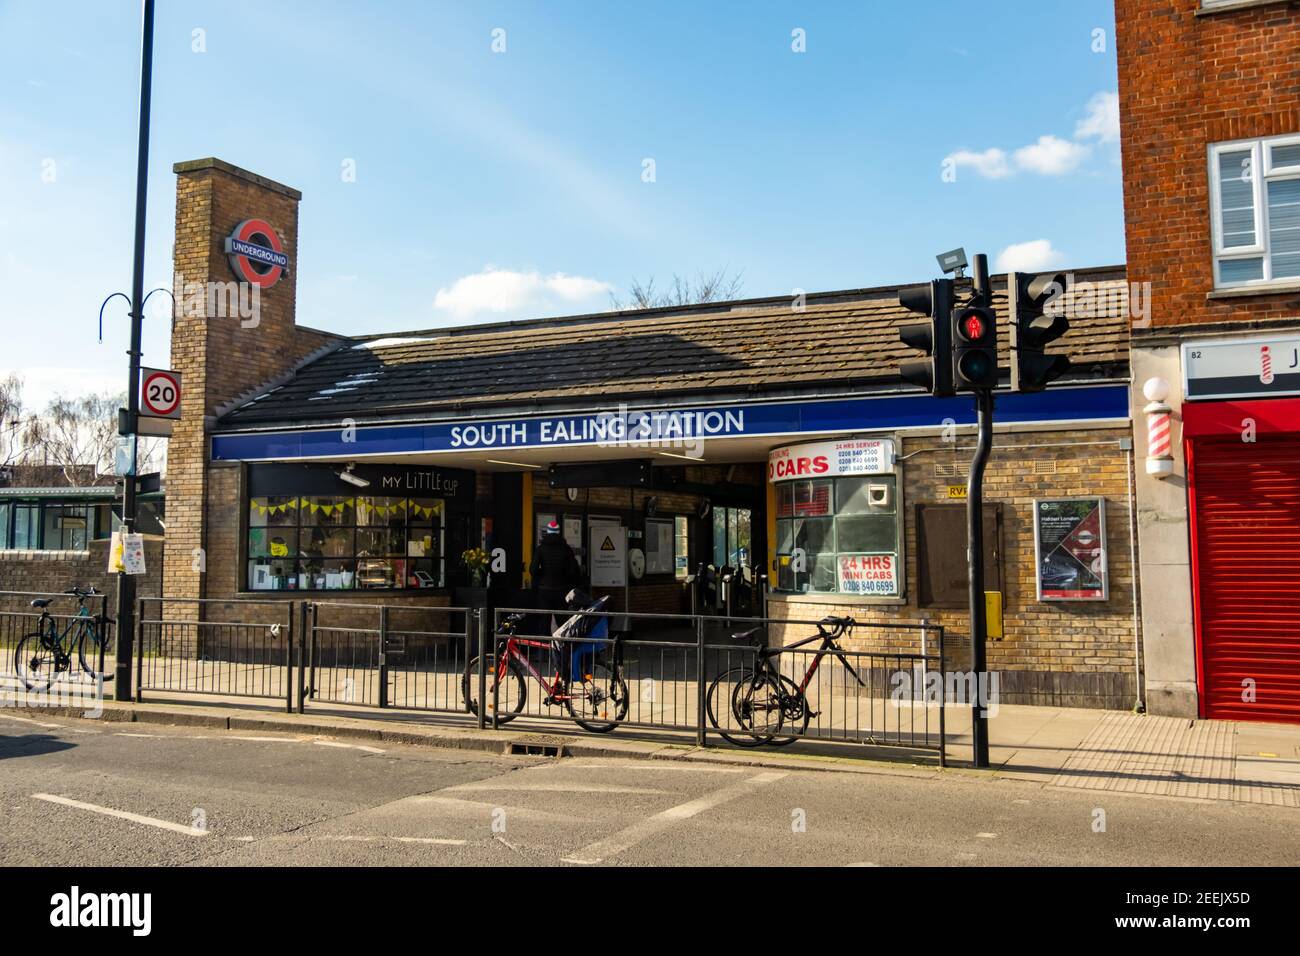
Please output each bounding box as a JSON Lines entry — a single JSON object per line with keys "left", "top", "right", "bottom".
{"left": 337, "top": 464, "right": 370, "bottom": 488}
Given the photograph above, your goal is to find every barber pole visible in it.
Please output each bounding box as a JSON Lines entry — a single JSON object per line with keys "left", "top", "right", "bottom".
{"left": 1142, "top": 377, "right": 1174, "bottom": 478}
{"left": 1260, "top": 345, "right": 1274, "bottom": 385}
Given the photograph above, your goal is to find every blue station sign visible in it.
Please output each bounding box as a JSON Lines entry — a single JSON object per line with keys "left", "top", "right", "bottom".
{"left": 210, "top": 385, "right": 1130, "bottom": 463}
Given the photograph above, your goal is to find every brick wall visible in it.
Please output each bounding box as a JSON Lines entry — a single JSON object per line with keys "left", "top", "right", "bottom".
{"left": 770, "top": 428, "right": 1140, "bottom": 709}
{"left": 1116, "top": 0, "right": 1300, "bottom": 328}
{"left": 0, "top": 538, "right": 165, "bottom": 599}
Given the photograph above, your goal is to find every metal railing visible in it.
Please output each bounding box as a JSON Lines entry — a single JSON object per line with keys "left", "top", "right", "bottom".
{"left": 53, "top": 594, "right": 946, "bottom": 761}
{"left": 485, "top": 607, "right": 946, "bottom": 762}
{"left": 135, "top": 597, "right": 295, "bottom": 711}
{"left": 302, "top": 602, "right": 473, "bottom": 714}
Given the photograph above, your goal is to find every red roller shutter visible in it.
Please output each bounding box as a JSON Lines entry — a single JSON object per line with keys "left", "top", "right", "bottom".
{"left": 1188, "top": 435, "right": 1300, "bottom": 723}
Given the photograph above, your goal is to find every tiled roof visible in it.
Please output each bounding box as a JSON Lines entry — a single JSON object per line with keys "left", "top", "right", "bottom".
{"left": 218, "top": 266, "right": 1129, "bottom": 428}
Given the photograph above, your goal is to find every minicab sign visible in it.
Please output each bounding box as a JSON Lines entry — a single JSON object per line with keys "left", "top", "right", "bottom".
{"left": 768, "top": 438, "right": 894, "bottom": 481}
{"left": 837, "top": 554, "right": 898, "bottom": 596}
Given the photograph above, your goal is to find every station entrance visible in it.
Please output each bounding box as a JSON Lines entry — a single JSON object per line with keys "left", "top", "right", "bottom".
{"left": 482, "top": 458, "right": 767, "bottom": 631}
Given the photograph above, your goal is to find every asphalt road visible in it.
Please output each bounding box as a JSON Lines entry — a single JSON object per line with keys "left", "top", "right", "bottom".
{"left": 1, "top": 712, "right": 1296, "bottom": 867}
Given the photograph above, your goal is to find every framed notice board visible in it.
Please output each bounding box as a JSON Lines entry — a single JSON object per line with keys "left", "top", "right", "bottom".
{"left": 1033, "top": 498, "right": 1108, "bottom": 601}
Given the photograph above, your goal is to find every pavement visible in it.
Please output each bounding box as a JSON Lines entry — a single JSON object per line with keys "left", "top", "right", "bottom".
{"left": 1, "top": 686, "right": 1298, "bottom": 808}
{"left": 3, "top": 710, "right": 1298, "bottom": 867}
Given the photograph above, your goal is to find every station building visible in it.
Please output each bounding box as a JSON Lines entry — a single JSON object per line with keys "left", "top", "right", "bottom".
{"left": 164, "top": 157, "right": 1139, "bottom": 709}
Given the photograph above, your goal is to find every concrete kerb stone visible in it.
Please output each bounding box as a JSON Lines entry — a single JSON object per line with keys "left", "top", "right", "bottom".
{"left": 0, "top": 697, "right": 951, "bottom": 776}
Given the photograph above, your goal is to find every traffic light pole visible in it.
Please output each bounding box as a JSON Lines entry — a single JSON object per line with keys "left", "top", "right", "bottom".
{"left": 965, "top": 251, "right": 993, "bottom": 768}
{"left": 967, "top": 388, "right": 993, "bottom": 769}
{"left": 114, "top": 0, "right": 156, "bottom": 701}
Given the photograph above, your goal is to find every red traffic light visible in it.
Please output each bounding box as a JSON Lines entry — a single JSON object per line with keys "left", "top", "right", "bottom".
{"left": 961, "top": 313, "right": 985, "bottom": 340}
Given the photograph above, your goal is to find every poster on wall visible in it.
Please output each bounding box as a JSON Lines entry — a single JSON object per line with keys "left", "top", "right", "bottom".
{"left": 644, "top": 518, "right": 673, "bottom": 575}
{"left": 836, "top": 554, "right": 899, "bottom": 596}
{"left": 589, "top": 521, "right": 626, "bottom": 587}
{"left": 563, "top": 516, "right": 583, "bottom": 551}
{"left": 1034, "top": 498, "right": 1108, "bottom": 601}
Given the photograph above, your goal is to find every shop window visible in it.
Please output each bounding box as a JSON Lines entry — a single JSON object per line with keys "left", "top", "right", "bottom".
{"left": 712, "top": 507, "right": 752, "bottom": 569}
{"left": 0, "top": 503, "right": 9, "bottom": 549}
{"left": 246, "top": 495, "right": 445, "bottom": 591}
{"left": 775, "top": 476, "right": 900, "bottom": 596}
{"left": 915, "top": 503, "right": 1002, "bottom": 608}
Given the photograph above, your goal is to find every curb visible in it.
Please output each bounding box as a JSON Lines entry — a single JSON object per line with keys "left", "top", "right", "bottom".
{"left": 0, "top": 698, "right": 953, "bottom": 779}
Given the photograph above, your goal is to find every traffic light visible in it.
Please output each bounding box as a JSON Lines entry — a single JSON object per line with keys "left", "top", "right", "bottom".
{"left": 897, "top": 278, "right": 955, "bottom": 397}
{"left": 1009, "top": 271, "right": 1070, "bottom": 393}
{"left": 951, "top": 300, "right": 999, "bottom": 391}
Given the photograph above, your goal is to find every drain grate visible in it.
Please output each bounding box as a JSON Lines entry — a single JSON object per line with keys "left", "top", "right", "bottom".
{"left": 507, "top": 742, "right": 562, "bottom": 758}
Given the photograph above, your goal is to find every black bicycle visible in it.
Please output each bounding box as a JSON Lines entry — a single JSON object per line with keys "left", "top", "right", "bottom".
{"left": 705, "top": 615, "right": 865, "bottom": 747}
{"left": 14, "top": 587, "right": 109, "bottom": 691}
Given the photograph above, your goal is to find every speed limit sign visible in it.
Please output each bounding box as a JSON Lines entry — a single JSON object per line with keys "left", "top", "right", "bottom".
{"left": 140, "top": 367, "right": 182, "bottom": 419}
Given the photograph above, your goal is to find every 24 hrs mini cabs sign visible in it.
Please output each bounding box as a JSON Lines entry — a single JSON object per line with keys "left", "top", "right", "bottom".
{"left": 837, "top": 554, "right": 898, "bottom": 595}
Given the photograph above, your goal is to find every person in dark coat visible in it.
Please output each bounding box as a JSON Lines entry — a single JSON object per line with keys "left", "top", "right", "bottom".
{"left": 530, "top": 520, "right": 581, "bottom": 621}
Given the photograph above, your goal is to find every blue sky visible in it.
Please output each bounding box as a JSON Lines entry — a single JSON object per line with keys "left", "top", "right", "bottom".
{"left": 0, "top": 0, "right": 1121, "bottom": 409}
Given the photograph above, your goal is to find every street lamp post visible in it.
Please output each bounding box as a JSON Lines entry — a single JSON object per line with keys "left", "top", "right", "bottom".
{"left": 114, "top": 0, "right": 156, "bottom": 700}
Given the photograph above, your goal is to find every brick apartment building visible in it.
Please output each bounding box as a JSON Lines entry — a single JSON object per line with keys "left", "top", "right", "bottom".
{"left": 1116, "top": 0, "right": 1300, "bottom": 722}
{"left": 162, "top": 157, "right": 1142, "bottom": 709}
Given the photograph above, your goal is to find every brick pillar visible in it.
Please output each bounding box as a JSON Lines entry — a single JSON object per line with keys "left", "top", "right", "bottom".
{"left": 164, "top": 158, "right": 334, "bottom": 635}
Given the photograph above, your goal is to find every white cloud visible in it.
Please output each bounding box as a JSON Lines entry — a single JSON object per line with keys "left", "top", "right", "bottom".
{"left": 1013, "top": 135, "right": 1090, "bottom": 176}
{"left": 995, "top": 240, "right": 1066, "bottom": 273}
{"left": 945, "top": 147, "right": 1014, "bottom": 180}
{"left": 1075, "top": 91, "right": 1120, "bottom": 143}
{"left": 433, "top": 268, "right": 612, "bottom": 320}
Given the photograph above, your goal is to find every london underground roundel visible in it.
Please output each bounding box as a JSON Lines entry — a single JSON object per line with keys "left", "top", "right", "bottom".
{"left": 223, "top": 218, "right": 289, "bottom": 290}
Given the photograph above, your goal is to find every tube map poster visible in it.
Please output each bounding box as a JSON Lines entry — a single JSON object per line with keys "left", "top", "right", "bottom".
{"left": 1034, "top": 498, "right": 1108, "bottom": 600}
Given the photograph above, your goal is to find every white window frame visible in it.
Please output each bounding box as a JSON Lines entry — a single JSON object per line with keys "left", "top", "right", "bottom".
{"left": 1209, "top": 134, "right": 1300, "bottom": 289}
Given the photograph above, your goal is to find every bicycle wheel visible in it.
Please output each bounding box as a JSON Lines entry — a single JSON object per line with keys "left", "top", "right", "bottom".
{"left": 76, "top": 622, "right": 107, "bottom": 682}
{"left": 766, "top": 674, "right": 810, "bottom": 747}
{"left": 462, "top": 653, "right": 527, "bottom": 724}
{"left": 730, "top": 671, "right": 786, "bottom": 745}
{"left": 566, "top": 660, "right": 628, "bottom": 734}
{"left": 705, "top": 668, "right": 765, "bottom": 747}
{"left": 14, "top": 633, "right": 60, "bottom": 692}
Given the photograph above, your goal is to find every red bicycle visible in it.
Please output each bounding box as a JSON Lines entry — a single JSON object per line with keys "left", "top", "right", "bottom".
{"left": 462, "top": 609, "right": 629, "bottom": 733}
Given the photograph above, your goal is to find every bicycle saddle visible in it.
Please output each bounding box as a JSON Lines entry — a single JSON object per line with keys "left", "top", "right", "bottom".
{"left": 30, "top": 599, "right": 51, "bottom": 609}
{"left": 731, "top": 626, "right": 763, "bottom": 643}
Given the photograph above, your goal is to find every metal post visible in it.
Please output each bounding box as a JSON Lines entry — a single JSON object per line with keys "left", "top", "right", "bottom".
{"left": 284, "top": 603, "right": 294, "bottom": 714}
{"left": 113, "top": 0, "right": 156, "bottom": 703}
{"left": 967, "top": 389, "right": 994, "bottom": 768}
{"left": 937, "top": 625, "right": 948, "bottom": 768}
{"left": 474, "top": 609, "right": 487, "bottom": 730}
{"left": 695, "top": 613, "right": 707, "bottom": 747}
{"left": 133, "top": 597, "right": 145, "bottom": 703}
{"left": 377, "top": 605, "right": 389, "bottom": 709}
{"left": 95, "top": 595, "right": 108, "bottom": 683}
{"left": 296, "top": 602, "right": 307, "bottom": 714}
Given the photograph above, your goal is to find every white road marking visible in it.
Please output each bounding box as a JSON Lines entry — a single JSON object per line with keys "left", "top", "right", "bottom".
{"left": 413, "top": 795, "right": 588, "bottom": 825}
{"left": 31, "top": 793, "right": 209, "bottom": 837}
{"left": 313, "top": 834, "right": 467, "bottom": 846}
{"left": 561, "top": 770, "right": 788, "bottom": 865}
{"left": 313, "top": 740, "right": 385, "bottom": 754}
{"left": 562, "top": 762, "right": 746, "bottom": 774}
{"left": 230, "top": 735, "right": 301, "bottom": 743}
{"left": 976, "top": 832, "right": 998, "bottom": 839}
{"left": 0, "top": 713, "right": 61, "bottom": 728}
{"left": 446, "top": 782, "right": 667, "bottom": 795}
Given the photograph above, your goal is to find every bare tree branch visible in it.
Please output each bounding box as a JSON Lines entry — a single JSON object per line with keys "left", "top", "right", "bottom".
{"left": 610, "top": 268, "right": 745, "bottom": 310}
